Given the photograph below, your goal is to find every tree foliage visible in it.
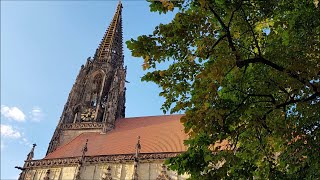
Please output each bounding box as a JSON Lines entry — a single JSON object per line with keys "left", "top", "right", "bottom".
{"left": 127, "top": 0, "right": 320, "bottom": 179}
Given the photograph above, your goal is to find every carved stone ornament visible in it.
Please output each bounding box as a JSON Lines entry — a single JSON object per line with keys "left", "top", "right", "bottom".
{"left": 156, "top": 164, "right": 171, "bottom": 180}
{"left": 74, "top": 166, "right": 81, "bottom": 180}
{"left": 101, "top": 166, "right": 112, "bottom": 180}
{"left": 61, "top": 122, "right": 103, "bottom": 130}
{"left": 25, "top": 171, "right": 33, "bottom": 180}
{"left": 80, "top": 108, "right": 96, "bottom": 121}
{"left": 24, "top": 152, "right": 181, "bottom": 168}
{"left": 43, "top": 169, "right": 50, "bottom": 180}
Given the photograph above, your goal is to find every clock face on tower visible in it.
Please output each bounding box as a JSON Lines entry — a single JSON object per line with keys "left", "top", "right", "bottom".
{"left": 80, "top": 108, "right": 96, "bottom": 121}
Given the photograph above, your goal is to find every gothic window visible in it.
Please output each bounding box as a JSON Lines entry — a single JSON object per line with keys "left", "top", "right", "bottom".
{"left": 90, "top": 74, "right": 103, "bottom": 107}
{"left": 73, "top": 112, "right": 78, "bottom": 123}
{"left": 73, "top": 106, "right": 81, "bottom": 123}
{"left": 91, "top": 93, "right": 97, "bottom": 107}
{"left": 93, "top": 74, "right": 103, "bottom": 91}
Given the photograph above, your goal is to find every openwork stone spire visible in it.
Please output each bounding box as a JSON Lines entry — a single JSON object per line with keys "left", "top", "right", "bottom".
{"left": 96, "top": 1, "right": 123, "bottom": 62}
{"left": 46, "top": 2, "right": 126, "bottom": 154}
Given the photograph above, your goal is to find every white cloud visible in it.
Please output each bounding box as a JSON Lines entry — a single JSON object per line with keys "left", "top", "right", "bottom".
{"left": 29, "top": 106, "right": 44, "bottom": 122}
{"left": 1, "top": 124, "right": 32, "bottom": 150}
{"left": 1, "top": 105, "right": 25, "bottom": 122}
{"left": 0, "top": 124, "right": 21, "bottom": 138}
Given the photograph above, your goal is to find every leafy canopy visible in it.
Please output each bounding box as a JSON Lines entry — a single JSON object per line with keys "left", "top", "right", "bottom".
{"left": 127, "top": 0, "right": 320, "bottom": 179}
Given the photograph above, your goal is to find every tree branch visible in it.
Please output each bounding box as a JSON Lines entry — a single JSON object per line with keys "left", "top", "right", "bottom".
{"left": 225, "top": 95, "right": 249, "bottom": 119}
{"left": 261, "top": 109, "right": 273, "bottom": 134}
{"left": 227, "top": 1, "right": 243, "bottom": 28}
{"left": 236, "top": 56, "right": 285, "bottom": 70}
{"left": 248, "top": 94, "right": 276, "bottom": 104}
{"left": 207, "top": 2, "right": 319, "bottom": 97}
{"left": 207, "top": 4, "right": 241, "bottom": 62}
{"left": 206, "top": 34, "right": 227, "bottom": 59}
{"left": 275, "top": 93, "right": 319, "bottom": 109}
{"left": 237, "top": 57, "right": 320, "bottom": 95}
{"left": 240, "top": 7, "right": 262, "bottom": 56}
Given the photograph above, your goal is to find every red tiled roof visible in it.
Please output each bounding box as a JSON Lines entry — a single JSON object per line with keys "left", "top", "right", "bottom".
{"left": 45, "top": 115, "right": 188, "bottom": 159}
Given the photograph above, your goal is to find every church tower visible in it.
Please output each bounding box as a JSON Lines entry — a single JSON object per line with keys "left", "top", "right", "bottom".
{"left": 47, "top": 2, "right": 126, "bottom": 154}
{"left": 16, "top": 2, "right": 189, "bottom": 180}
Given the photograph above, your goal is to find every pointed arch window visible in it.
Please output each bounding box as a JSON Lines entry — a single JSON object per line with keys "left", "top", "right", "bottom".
{"left": 91, "top": 74, "right": 103, "bottom": 107}
{"left": 73, "top": 106, "right": 81, "bottom": 123}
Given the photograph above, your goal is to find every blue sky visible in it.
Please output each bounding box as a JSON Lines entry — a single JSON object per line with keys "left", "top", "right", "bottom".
{"left": 1, "top": 1, "right": 176, "bottom": 179}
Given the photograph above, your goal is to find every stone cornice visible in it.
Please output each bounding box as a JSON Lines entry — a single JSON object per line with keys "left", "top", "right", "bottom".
{"left": 24, "top": 152, "right": 182, "bottom": 169}
{"left": 61, "top": 122, "right": 104, "bottom": 130}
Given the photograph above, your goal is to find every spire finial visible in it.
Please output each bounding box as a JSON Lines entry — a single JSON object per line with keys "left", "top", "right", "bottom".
{"left": 81, "top": 139, "right": 88, "bottom": 157}
{"left": 96, "top": 1, "right": 123, "bottom": 62}
{"left": 135, "top": 136, "right": 141, "bottom": 157}
{"left": 26, "top": 143, "right": 37, "bottom": 161}
{"left": 16, "top": 143, "right": 36, "bottom": 180}
{"left": 75, "top": 139, "right": 89, "bottom": 180}
{"left": 132, "top": 136, "right": 141, "bottom": 180}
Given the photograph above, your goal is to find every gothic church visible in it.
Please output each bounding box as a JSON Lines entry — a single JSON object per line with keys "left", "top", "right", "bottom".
{"left": 16, "top": 2, "right": 189, "bottom": 180}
